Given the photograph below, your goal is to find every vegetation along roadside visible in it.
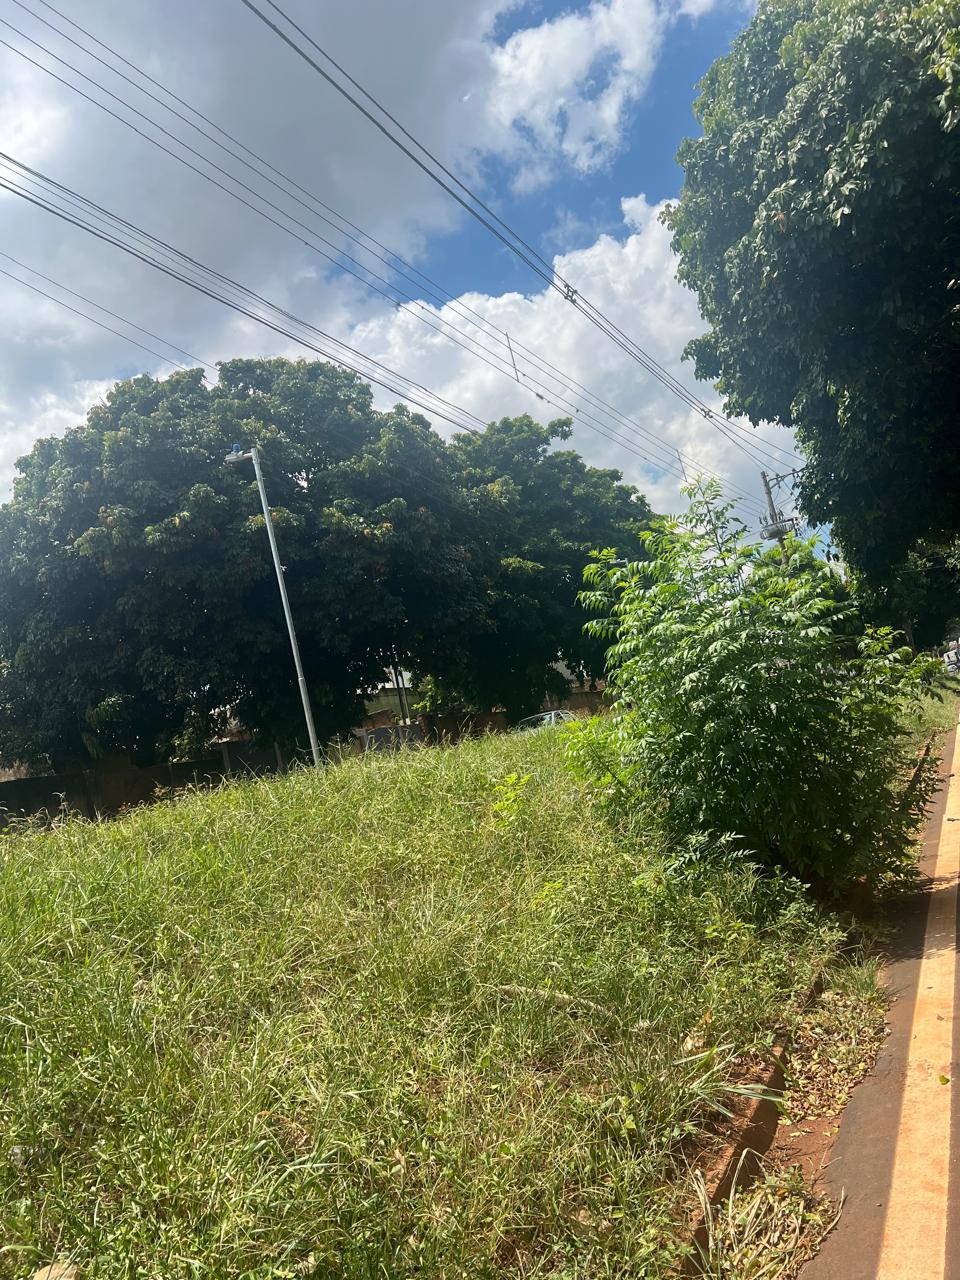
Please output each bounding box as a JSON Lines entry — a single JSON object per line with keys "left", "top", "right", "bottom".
{"left": 2, "top": 489, "right": 952, "bottom": 1279}
{"left": 0, "top": 728, "right": 851, "bottom": 1279}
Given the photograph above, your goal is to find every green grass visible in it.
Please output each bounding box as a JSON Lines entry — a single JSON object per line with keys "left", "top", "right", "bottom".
{"left": 904, "top": 677, "right": 960, "bottom": 750}
{"left": 692, "top": 1157, "right": 840, "bottom": 1280}
{"left": 0, "top": 731, "right": 842, "bottom": 1279}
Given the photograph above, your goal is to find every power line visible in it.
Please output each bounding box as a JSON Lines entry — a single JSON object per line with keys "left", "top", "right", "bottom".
{"left": 0, "top": 262, "right": 203, "bottom": 372}
{"left": 8, "top": 0, "right": 794, "bottom": 485}
{"left": 0, "top": 249, "right": 213, "bottom": 370}
{"left": 0, "top": 169, "right": 483, "bottom": 437}
{"left": 222, "top": 0, "right": 778, "bottom": 470}
{"left": 20, "top": 0, "right": 492, "bottom": 315}
{"left": 0, "top": 14, "right": 772, "bottom": 508}
{"left": 2, "top": 158, "right": 653, "bottom": 483}
{"left": 770, "top": 466, "right": 808, "bottom": 486}
{"left": 1, "top": 13, "right": 783, "bottom": 514}
{"left": 0, "top": 251, "right": 660, "bottom": 543}
{"left": 0, "top": 258, "right": 514, "bottom": 534}
{"left": 0, "top": 156, "right": 709, "bottom": 496}
{"left": 237, "top": 0, "right": 801, "bottom": 470}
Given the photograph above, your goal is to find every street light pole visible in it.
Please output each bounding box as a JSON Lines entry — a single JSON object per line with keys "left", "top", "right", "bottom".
{"left": 225, "top": 444, "right": 321, "bottom": 767}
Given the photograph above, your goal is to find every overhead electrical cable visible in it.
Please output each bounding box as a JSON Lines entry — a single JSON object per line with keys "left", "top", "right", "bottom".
{"left": 237, "top": 0, "right": 800, "bottom": 470}
{"left": 0, "top": 158, "right": 709, "bottom": 493}
{"left": 0, "top": 173, "right": 486, "bottom": 436}
{"left": 0, "top": 262, "right": 206, "bottom": 372}
{"left": 30, "top": 0, "right": 796, "bottom": 475}
{"left": 1, "top": 7, "right": 787, "bottom": 500}
{"left": 5, "top": 0, "right": 790, "bottom": 476}
{"left": 0, "top": 257, "right": 528, "bottom": 532}
{"left": 0, "top": 268, "right": 681, "bottom": 540}
{"left": 0, "top": 125, "right": 760, "bottom": 510}
{"left": 0, "top": 20, "right": 775, "bottom": 504}
{"left": 0, "top": 249, "right": 213, "bottom": 370}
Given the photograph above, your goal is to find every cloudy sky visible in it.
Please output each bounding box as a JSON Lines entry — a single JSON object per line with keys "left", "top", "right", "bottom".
{"left": 0, "top": 0, "right": 802, "bottom": 523}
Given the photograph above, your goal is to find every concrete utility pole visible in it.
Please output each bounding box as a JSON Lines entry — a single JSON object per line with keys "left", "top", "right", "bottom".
{"left": 225, "top": 444, "right": 322, "bottom": 768}
{"left": 760, "top": 470, "right": 794, "bottom": 547}
{"left": 761, "top": 471, "right": 780, "bottom": 541}
{"left": 391, "top": 663, "right": 411, "bottom": 724}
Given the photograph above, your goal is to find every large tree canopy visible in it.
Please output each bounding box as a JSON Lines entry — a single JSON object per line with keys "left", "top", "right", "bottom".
{"left": 440, "top": 415, "right": 652, "bottom": 719}
{"left": 666, "top": 0, "right": 960, "bottom": 577}
{"left": 0, "top": 360, "right": 650, "bottom": 770}
{"left": 854, "top": 538, "right": 960, "bottom": 650}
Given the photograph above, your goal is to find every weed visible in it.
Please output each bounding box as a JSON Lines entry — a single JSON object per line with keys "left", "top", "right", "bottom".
{"left": 576, "top": 484, "right": 941, "bottom": 892}
{"left": 0, "top": 731, "right": 839, "bottom": 1277}
{"left": 692, "top": 1155, "right": 841, "bottom": 1279}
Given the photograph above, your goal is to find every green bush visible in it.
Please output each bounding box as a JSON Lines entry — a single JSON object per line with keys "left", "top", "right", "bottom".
{"left": 573, "top": 484, "right": 939, "bottom": 891}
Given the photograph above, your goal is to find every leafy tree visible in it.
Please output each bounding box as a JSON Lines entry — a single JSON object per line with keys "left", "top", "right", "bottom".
{"left": 434, "top": 415, "right": 652, "bottom": 720}
{"left": 0, "top": 365, "right": 651, "bottom": 768}
{"left": 570, "top": 484, "right": 938, "bottom": 890}
{"left": 0, "top": 360, "right": 485, "bottom": 769}
{"left": 854, "top": 539, "right": 960, "bottom": 650}
{"left": 212, "top": 359, "right": 489, "bottom": 744}
{"left": 665, "top": 0, "right": 960, "bottom": 577}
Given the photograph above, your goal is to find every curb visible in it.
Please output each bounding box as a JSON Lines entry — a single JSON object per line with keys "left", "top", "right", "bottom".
{"left": 684, "top": 975, "right": 824, "bottom": 1274}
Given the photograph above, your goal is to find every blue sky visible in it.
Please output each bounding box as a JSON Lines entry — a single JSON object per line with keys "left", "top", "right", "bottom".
{"left": 0, "top": 0, "right": 800, "bottom": 522}
{"left": 427, "top": 2, "right": 749, "bottom": 297}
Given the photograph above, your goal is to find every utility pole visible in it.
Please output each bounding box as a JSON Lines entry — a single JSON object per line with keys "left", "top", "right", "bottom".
{"left": 225, "top": 444, "right": 321, "bottom": 767}
{"left": 761, "top": 471, "right": 779, "bottom": 541}
{"left": 760, "top": 470, "right": 793, "bottom": 547}
{"left": 391, "top": 663, "right": 411, "bottom": 724}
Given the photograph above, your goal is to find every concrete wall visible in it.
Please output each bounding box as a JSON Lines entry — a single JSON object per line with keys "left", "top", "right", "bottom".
{"left": 0, "top": 740, "right": 286, "bottom": 826}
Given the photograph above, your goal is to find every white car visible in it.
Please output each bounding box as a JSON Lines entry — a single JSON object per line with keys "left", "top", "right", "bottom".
{"left": 515, "top": 709, "right": 577, "bottom": 733}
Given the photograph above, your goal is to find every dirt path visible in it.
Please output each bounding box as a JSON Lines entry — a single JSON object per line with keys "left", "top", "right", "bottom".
{"left": 802, "top": 716, "right": 960, "bottom": 1279}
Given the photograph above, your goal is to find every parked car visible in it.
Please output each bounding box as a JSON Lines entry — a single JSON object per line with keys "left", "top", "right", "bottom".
{"left": 514, "top": 709, "right": 577, "bottom": 733}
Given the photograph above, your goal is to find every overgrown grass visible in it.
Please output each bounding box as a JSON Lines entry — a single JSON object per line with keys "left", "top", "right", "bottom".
{"left": 905, "top": 677, "right": 960, "bottom": 750}
{"left": 692, "top": 1157, "right": 840, "bottom": 1280}
{"left": 0, "top": 731, "right": 841, "bottom": 1278}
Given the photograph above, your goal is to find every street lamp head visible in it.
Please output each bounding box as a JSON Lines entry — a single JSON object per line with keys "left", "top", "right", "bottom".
{"left": 224, "top": 443, "right": 250, "bottom": 465}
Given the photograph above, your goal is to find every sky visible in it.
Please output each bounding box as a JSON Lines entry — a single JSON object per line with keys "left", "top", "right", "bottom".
{"left": 0, "top": 0, "right": 803, "bottom": 524}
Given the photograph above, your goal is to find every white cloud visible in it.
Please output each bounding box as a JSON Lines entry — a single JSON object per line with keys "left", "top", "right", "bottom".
{"left": 0, "top": 0, "right": 771, "bottom": 516}
{"left": 0, "top": 378, "right": 111, "bottom": 489}
{"left": 480, "top": 0, "right": 668, "bottom": 185}
{"left": 0, "top": 63, "right": 69, "bottom": 167}
{"left": 352, "top": 195, "right": 799, "bottom": 521}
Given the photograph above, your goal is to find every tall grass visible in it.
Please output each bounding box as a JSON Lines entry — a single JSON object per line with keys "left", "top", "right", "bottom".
{"left": 904, "top": 677, "right": 960, "bottom": 751}
{"left": 0, "top": 731, "right": 838, "bottom": 1278}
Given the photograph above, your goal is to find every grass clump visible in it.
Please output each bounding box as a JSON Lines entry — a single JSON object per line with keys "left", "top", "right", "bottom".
{"left": 905, "top": 677, "right": 960, "bottom": 752}
{"left": 692, "top": 1156, "right": 841, "bottom": 1280}
{"left": 0, "top": 730, "right": 837, "bottom": 1278}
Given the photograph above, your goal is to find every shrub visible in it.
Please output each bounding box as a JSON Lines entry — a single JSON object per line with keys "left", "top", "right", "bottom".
{"left": 573, "top": 483, "right": 939, "bottom": 891}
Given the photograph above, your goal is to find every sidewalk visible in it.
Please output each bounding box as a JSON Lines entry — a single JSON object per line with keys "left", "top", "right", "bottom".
{"left": 802, "top": 717, "right": 960, "bottom": 1280}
